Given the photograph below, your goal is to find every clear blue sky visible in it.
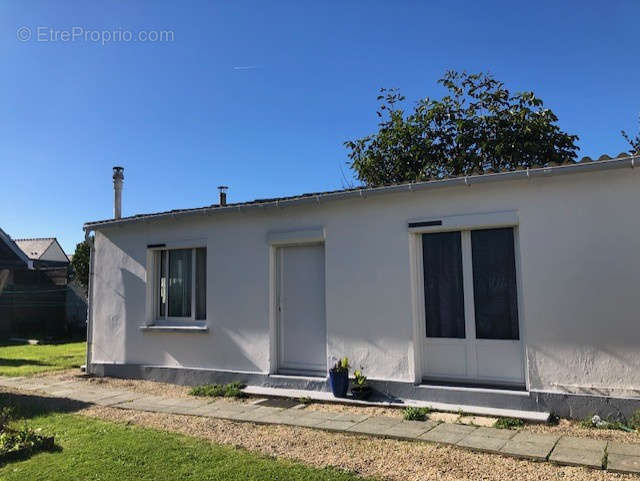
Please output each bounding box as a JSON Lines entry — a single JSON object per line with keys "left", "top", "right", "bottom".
{"left": 1, "top": 1, "right": 638, "bottom": 253}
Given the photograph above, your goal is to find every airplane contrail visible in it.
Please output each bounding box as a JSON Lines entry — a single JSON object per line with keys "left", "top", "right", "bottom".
{"left": 233, "top": 66, "right": 259, "bottom": 70}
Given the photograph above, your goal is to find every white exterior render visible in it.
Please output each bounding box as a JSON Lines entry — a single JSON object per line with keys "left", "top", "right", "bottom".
{"left": 85, "top": 157, "right": 640, "bottom": 415}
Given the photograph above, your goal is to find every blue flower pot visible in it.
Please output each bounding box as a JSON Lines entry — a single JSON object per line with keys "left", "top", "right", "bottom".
{"left": 329, "top": 370, "right": 349, "bottom": 398}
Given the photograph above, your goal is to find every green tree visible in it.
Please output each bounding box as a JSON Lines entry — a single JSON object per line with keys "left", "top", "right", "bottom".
{"left": 71, "top": 239, "right": 91, "bottom": 291}
{"left": 345, "top": 71, "right": 579, "bottom": 186}
{"left": 622, "top": 114, "right": 640, "bottom": 155}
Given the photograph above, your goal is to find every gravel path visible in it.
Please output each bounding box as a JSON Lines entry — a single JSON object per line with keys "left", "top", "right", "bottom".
{"left": 79, "top": 405, "right": 637, "bottom": 481}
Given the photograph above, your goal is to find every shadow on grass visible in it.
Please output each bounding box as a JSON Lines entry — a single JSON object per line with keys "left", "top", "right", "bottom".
{"left": 0, "top": 391, "right": 91, "bottom": 421}
{"left": 0, "top": 443, "right": 62, "bottom": 468}
{"left": 0, "top": 358, "right": 50, "bottom": 368}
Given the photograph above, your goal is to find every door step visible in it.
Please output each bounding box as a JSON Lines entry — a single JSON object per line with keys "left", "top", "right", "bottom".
{"left": 243, "top": 385, "right": 549, "bottom": 422}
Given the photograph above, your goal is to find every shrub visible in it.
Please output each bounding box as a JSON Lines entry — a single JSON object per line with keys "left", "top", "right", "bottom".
{"left": 297, "top": 396, "right": 313, "bottom": 405}
{"left": 330, "top": 357, "right": 350, "bottom": 374}
{"left": 353, "top": 369, "right": 367, "bottom": 387}
{"left": 547, "top": 413, "right": 560, "bottom": 426}
{"left": 494, "top": 417, "right": 525, "bottom": 429}
{"left": 403, "top": 407, "right": 430, "bottom": 421}
{"left": 581, "top": 414, "right": 635, "bottom": 432}
{"left": 189, "top": 384, "right": 225, "bottom": 397}
{"left": 189, "top": 382, "right": 246, "bottom": 399}
{"left": 0, "top": 407, "right": 54, "bottom": 458}
{"left": 223, "top": 382, "right": 246, "bottom": 398}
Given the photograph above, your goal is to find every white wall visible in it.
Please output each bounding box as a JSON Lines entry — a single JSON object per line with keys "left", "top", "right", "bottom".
{"left": 90, "top": 167, "right": 640, "bottom": 396}
{"left": 40, "top": 240, "right": 69, "bottom": 263}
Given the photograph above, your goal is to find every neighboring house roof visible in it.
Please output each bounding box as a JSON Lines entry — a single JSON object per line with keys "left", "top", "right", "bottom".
{"left": 14, "top": 238, "right": 69, "bottom": 263}
{"left": 0, "top": 227, "right": 32, "bottom": 269}
{"left": 84, "top": 152, "right": 639, "bottom": 230}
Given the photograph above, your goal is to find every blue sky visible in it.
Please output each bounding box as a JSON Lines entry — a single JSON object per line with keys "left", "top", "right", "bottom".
{"left": 1, "top": 1, "right": 638, "bottom": 253}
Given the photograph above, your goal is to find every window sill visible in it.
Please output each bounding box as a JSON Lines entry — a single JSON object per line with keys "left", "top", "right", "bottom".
{"left": 140, "top": 323, "right": 209, "bottom": 333}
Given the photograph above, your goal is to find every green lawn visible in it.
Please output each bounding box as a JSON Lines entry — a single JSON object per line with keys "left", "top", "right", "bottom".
{"left": 0, "top": 342, "right": 86, "bottom": 377}
{"left": 0, "top": 394, "right": 372, "bottom": 481}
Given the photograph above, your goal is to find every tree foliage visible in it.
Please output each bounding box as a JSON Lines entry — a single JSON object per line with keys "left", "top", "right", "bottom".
{"left": 622, "top": 114, "right": 640, "bottom": 155}
{"left": 345, "top": 71, "right": 580, "bottom": 186}
{"left": 71, "top": 239, "right": 91, "bottom": 291}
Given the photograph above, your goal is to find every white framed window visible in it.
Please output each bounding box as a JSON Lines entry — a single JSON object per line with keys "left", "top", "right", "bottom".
{"left": 154, "top": 247, "right": 207, "bottom": 321}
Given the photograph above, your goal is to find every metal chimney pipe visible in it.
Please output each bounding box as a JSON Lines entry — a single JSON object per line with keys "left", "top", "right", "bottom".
{"left": 218, "top": 185, "right": 228, "bottom": 206}
{"left": 113, "top": 166, "right": 124, "bottom": 219}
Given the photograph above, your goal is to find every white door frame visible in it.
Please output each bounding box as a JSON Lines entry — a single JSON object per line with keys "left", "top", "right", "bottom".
{"left": 408, "top": 211, "right": 528, "bottom": 389}
{"left": 267, "top": 228, "right": 327, "bottom": 376}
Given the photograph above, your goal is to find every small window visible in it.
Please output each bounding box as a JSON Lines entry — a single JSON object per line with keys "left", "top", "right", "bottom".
{"left": 155, "top": 247, "right": 206, "bottom": 321}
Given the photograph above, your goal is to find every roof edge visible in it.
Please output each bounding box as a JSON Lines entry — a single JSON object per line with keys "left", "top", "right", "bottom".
{"left": 0, "top": 228, "right": 34, "bottom": 268}
{"left": 84, "top": 155, "right": 640, "bottom": 231}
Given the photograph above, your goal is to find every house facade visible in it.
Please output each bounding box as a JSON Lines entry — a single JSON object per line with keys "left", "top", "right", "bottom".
{"left": 84, "top": 156, "right": 640, "bottom": 418}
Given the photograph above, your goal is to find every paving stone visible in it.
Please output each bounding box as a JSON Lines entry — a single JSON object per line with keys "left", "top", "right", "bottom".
{"left": 316, "top": 419, "right": 364, "bottom": 432}
{"left": 233, "top": 406, "right": 284, "bottom": 422}
{"left": 607, "top": 454, "right": 640, "bottom": 474}
{"left": 346, "top": 417, "right": 401, "bottom": 435}
{"left": 555, "top": 436, "right": 607, "bottom": 452}
{"left": 383, "top": 420, "right": 438, "bottom": 439}
{"left": 93, "top": 391, "right": 145, "bottom": 406}
{"left": 187, "top": 404, "right": 223, "bottom": 417}
{"left": 549, "top": 437, "right": 607, "bottom": 469}
{"left": 471, "top": 427, "right": 518, "bottom": 440}
{"left": 500, "top": 432, "right": 560, "bottom": 461}
{"left": 608, "top": 442, "right": 640, "bottom": 457}
{"left": 284, "top": 414, "right": 326, "bottom": 428}
{"left": 328, "top": 413, "right": 370, "bottom": 423}
{"left": 419, "top": 423, "right": 477, "bottom": 445}
{"left": 253, "top": 398, "right": 300, "bottom": 409}
{"left": 456, "top": 428, "right": 516, "bottom": 454}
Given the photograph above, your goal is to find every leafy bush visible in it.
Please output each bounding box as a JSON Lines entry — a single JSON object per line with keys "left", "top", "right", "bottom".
{"left": 547, "top": 413, "right": 560, "bottom": 426}
{"left": 494, "top": 417, "right": 525, "bottom": 429}
{"left": 353, "top": 369, "right": 367, "bottom": 387}
{"left": 189, "top": 382, "right": 246, "bottom": 399}
{"left": 0, "top": 407, "right": 54, "bottom": 458}
{"left": 223, "top": 382, "right": 246, "bottom": 398}
{"left": 297, "top": 396, "right": 313, "bottom": 405}
{"left": 189, "top": 384, "right": 225, "bottom": 397}
{"left": 403, "top": 407, "right": 430, "bottom": 421}
{"left": 330, "top": 357, "right": 350, "bottom": 373}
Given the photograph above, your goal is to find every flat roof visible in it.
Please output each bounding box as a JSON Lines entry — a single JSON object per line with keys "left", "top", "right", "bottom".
{"left": 84, "top": 153, "right": 638, "bottom": 231}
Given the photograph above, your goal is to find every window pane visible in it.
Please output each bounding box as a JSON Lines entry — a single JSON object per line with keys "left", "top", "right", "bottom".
{"left": 422, "top": 231, "right": 465, "bottom": 338}
{"left": 168, "top": 249, "right": 192, "bottom": 317}
{"left": 471, "top": 228, "right": 519, "bottom": 340}
{"left": 195, "top": 248, "right": 207, "bottom": 320}
{"left": 157, "top": 250, "right": 167, "bottom": 318}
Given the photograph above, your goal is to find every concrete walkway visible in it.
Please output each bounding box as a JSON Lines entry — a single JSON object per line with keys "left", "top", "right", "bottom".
{"left": 1, "top": 376, "right": 639, "bottom": 475}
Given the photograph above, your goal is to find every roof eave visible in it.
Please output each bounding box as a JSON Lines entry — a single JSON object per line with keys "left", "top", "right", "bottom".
{"left": 83, "top": 155, "right": 639, "bottom": 231}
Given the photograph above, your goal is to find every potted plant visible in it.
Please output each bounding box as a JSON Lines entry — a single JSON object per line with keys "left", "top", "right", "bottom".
{"left": 351, "top": 369, "right": 372, "bottom": 400}
{"left": 329, "top": 357, "right": 350, "bottom": 398}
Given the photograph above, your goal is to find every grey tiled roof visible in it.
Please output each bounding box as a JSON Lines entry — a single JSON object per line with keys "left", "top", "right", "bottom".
{"left": 84, "top": 152, "right": 638, "bottom": 230}
{"left": 14, "top": 238, "right": 56, "bottom": 260}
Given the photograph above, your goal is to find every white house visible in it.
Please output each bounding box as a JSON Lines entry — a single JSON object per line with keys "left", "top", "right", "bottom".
{"left": 84, "top": 154, "right": 640, "bottom": 419}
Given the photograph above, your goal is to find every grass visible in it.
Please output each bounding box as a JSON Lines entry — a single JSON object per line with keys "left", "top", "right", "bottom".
{"left": 494, "top": 417, "right": 525, "bottom": 429}
{"left": 0, "top": 342, "right": 86, "bottom": 377}
{"left": 189, "top": 382, "right": 246, "bottom": 399}
{"left": 403, "top": 407, "right": 430, "bottom": 421}
{"left": 0, "top": 394, "right": 373, "bottom": 481}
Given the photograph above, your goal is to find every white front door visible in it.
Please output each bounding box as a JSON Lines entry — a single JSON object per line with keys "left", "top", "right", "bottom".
{"left": 277, "top": 244, "right": 326, "bottom": 376}
{"left": 421, "top": 228, "right": 524, "bottom": 386}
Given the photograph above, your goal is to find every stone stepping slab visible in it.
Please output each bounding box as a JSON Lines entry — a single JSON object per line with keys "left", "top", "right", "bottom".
{"left": 549, "top": 437, "right": 607, "bottom": 469}
{"left": 2, "top": 376, "right": 640, "bottom": 475}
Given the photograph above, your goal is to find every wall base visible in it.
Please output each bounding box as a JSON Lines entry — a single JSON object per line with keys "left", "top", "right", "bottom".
{"left": 90, "top": 363, "right": 640, "bottom": 420}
